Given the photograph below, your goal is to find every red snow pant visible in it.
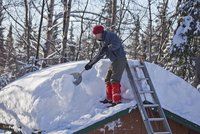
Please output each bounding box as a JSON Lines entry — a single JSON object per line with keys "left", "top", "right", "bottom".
{"left": 105, "top": 57, "right": 127, "bottom": 103}
{"left": 106, "top": 82, "right": 122, "bottom": 103}
{"left": 105, "top": 82, "right": 112, "bottom": 101}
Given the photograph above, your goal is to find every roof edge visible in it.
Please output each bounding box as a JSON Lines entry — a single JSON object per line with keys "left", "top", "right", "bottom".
{"left": 74, "top": 107, "right": 200, "bottom": 133}
{"left": 164, "top": 109, "right": 200, "bottom": 133}
{"left": 73, "top": 108, "right": 132, "bottom": 134}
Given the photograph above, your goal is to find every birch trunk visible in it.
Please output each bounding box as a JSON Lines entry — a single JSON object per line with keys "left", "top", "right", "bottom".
{"left": 60, "top": 0, "right": 72, "bottom": 63}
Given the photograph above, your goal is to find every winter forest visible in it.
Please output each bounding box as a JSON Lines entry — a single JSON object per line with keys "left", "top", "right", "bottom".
{"left": 0, "top": 0, "right": 199, "bottom": 89}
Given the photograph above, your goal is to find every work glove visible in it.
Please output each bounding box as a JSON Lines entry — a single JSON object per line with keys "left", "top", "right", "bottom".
{"left": 84, "top": 63, "right": 92, "bottom": 70}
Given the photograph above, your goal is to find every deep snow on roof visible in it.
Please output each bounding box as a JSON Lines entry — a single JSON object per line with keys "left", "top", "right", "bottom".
{"left": 0, "top": 59, "right": 200, "bottom": 134}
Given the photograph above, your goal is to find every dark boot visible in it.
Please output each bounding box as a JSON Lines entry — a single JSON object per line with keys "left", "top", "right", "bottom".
{"left": 111, "top": 102, "right": 121, "bottom": 106}
{"left": 100, "top": 99, "right": 112, "bottom": 104}
{"left": 106, "top": 102, "right": 121, "bottom": 108}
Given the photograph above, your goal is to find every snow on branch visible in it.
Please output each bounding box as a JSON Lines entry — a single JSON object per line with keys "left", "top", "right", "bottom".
{"left": 170, "top": 0, "right": 200, "bottom": 56}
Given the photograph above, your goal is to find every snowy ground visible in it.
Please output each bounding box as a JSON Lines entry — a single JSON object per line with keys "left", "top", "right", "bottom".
{"left": 0, "top": 59, "right": 200, "bottom": 134}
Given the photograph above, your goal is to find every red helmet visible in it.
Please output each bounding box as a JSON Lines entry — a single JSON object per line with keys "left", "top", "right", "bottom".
{"left": 92, "top": 25, "right": 104, "bottom": 34}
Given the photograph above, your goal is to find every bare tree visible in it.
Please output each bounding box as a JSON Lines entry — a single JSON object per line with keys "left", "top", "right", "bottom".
{"left": 60, "top": 0, "right": 72, "bottom": 63}
{"left": 125, "top": 14, "right": 141, "bottom": 59}
{"left": 44, "top": 0, "right": 54, "bottom": 58}
{"left": 42, "top": 0, "right": 55, "bottom": 67}
{"left": 2, "top": 4, "right": 25, "bottom": 29}
{"left": 116, "top": 0, "right": 129, "bottom": 35}
{"left": 193, "top": 57, "right": 200, "bottom": 88}
{"left": 24, "top": 0, "right": 31, "bottom": 62}
{"left": 67, "top": 22, "right": 76, "bottom": 61}
{"left": 0, "top": 0, "right": 5, "bottom": 73}
{"left": 133, "top": 15, "right": 140, "bottom": 59}
{"left": 104, "top": 0, "right": 112, "bottom": 27}
{"left": 4, "top": 25, "right": 15, "bottom": 74}
{"left": 111, "top": 0, "right": 117, "bottom": 31}
{"left": 75, "top": 0, "right": 89, "bottom": 61}
{"left": 155, "top": 0, "right": 170, "bottom": 63}
{"left": 35, "top": 0, "right": 45, "bottom": 65}
{"left": 147, "top": 0, "right": 153, "bottom": 62}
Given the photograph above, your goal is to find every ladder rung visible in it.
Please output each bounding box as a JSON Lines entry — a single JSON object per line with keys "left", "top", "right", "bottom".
{"left": 149, "top": 118, "right": 164, "bottom": 121}
{"left": 139, "top": 90, "right": 154, "bottom": 94}
{"left": 144, "top": 104, "right": 159, "bottom": 108}
{"left": 154, "top": 132, "right": 171, "bottom": 134}
{"left": 137, "top": 77, "right": 149, "bottom": 81}
{"left": 133, "top": 65, "right": 144, "bottom": 68}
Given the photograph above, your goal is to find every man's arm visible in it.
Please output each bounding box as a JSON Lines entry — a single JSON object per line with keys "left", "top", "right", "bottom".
{"left": 85, "top": 45, "right": 107, "bottom": 70}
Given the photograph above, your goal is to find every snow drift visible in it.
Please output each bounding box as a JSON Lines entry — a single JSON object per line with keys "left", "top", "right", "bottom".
{"left": 0, "top": 60, "right": 200, "bottom": 134}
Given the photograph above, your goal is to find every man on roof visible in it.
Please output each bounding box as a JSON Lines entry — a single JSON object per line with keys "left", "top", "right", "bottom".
{"left": 84, "top": 25, "right": 127, "bottom": 106}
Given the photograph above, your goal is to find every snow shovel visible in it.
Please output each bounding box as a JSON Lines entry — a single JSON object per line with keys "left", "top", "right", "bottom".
{"left": 71, "top": 69, "right": 85, "bottom": 86}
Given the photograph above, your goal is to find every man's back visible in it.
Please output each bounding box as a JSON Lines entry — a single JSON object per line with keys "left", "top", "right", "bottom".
{"left": 101, "top": 31, "right": 126, "bottom": 62}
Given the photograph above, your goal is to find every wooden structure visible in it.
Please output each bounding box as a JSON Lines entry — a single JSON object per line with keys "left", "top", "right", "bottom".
{"left": 75, "top": 107, "right": 200, "bottom": 134}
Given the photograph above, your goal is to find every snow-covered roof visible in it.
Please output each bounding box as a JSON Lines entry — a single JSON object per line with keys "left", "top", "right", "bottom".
{"left": 0, "top": 59, "right": 200, "bottom": 134}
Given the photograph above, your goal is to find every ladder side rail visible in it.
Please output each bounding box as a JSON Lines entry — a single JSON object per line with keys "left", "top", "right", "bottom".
{"left": 140, "top": 61, "right": 162, "bottom": 106}
{"left": 140, "top": 61, "right": 172, "bottom": 133}
{"left": 125, "top": 63, "right": 154, "bottom": 134}
{"left": 132, "top": 64, "right": 149, "bottom": 102}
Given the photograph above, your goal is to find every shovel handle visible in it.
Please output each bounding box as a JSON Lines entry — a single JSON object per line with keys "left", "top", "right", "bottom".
{"left": 80, "top": 69, "right": 85, "bottom": 74}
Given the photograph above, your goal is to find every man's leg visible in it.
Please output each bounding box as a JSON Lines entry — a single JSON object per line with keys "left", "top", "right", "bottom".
{"left": 110, "top": 57, "right": 127, "bottom": 104}
{"left": 100, "top": 67, "right": 113, "bottom": 103}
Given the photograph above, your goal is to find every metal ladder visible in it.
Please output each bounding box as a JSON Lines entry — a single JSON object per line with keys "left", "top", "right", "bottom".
{"left": 125, "top": 60, "right": 172, "bottom": 134}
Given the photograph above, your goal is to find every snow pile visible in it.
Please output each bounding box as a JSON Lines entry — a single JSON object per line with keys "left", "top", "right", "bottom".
{"left": 0, "top": 60, "right": 200, "bottom": 133}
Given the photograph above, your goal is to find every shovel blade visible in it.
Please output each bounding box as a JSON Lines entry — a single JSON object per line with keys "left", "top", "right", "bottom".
{"left": 71, "top": 72, "right": 82, "bottom": 86}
